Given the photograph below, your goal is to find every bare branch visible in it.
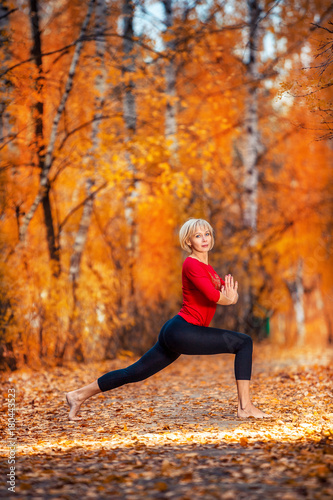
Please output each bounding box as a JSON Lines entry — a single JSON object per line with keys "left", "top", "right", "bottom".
{"left": 58, "top": 182, "right": 107, "bottom": 234}
{"left": 0, "top": 8, "right": 17, "bottom": 21}
{"left": 264, "top": 4, "right": 333, "bottom": 74}
{"left": 56, "top": 114, "right": 116, "bottom": 153}
{"left": 0, "top": 43, "right": 76, "bottom": 78}
{"left": 310, "top": 22, "right": 333, "bottom": 34}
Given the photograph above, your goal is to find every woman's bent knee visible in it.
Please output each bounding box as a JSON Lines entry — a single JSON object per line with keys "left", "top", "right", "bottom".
{"left": 243, "top": 334, "right": 253, "bottom": 352}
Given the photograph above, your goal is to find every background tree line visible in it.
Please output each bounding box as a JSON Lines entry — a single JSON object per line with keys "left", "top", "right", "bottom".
{"left": 0, "top": 0, "right": 332, "bottom": 370}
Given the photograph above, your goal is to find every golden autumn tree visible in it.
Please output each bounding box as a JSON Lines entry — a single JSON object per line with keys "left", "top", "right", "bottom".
{"left": 0, "top": 0, "right": 332, "bottom": 370}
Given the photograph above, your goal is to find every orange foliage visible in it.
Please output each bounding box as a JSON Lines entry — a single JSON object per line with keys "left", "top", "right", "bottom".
{"left": 0, "top": 0, "right": 332, "bottom": 369}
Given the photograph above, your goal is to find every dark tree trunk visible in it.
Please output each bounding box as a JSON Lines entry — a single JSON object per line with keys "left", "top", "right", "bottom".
{"left": 29, "top": 0, "right": 60, "bottom": 275}
{"left": 20, "top": 0, "right": 95, "bottom": 246}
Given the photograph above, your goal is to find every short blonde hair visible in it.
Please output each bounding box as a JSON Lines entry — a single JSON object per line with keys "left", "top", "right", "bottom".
{"left": 179, "top": 218, "right": 215, "bottom": 253}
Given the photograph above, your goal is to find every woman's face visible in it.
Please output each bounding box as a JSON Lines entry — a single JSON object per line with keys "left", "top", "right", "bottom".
{"left": 188, "top": 226, "right": 212, "bottom": 253}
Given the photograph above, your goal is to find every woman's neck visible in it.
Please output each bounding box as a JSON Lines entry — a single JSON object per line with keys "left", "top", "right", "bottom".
{"left": 189, "top": 252, "right": 209, "bottom": 265}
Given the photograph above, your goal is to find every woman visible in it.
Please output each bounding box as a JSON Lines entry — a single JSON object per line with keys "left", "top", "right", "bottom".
{"left": 66, "top": 218, "right": 269, "bottom": 420}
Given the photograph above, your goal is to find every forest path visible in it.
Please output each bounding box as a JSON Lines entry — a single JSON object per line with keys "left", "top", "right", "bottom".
{"left": 1, "top": 343, "right": 333, "bottom": 499}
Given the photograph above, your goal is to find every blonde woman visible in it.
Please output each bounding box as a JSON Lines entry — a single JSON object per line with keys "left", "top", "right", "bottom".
{"left": 67, "top": 218, "right": 269, "bottom": 420}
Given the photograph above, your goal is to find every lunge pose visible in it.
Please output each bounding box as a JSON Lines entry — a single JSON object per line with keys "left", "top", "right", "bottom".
{"left": 66, "top": 218, "right": 269, "bottom": 420}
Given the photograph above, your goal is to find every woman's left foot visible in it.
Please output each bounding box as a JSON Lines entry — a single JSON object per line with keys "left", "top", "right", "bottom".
{"left": 66, "top": 392, "right": 83, "bottom": 420}
{"left": 237, "top": 403, "right": 270, "bottom": 419}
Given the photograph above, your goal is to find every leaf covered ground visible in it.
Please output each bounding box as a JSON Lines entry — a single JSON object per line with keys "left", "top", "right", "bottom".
{"left": 1, "top": 343, "right": 333, "bottom": 499}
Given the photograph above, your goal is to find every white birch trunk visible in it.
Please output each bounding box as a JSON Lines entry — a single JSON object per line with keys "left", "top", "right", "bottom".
{"left": 69, "top": 179, "right": 95, "bottom": 283}
{"left": 62, "top": 0, "right": 107, "bottom": 361}
{"left": 92, "top": 0, "right": 107, "bottom": 149}
{"left": 162, "top": 0, "right": 178, "bottom": 160}
{"left": 69, "top": 0, "right": 107, "bottom": 285}
{"left": 243, "top": 0, "right": 261, "bottom": 239}
{"left": 239, "top": 0, "right": 263, "bottom": 334}
{"left": 122, "top": 0, "right": 138, "bottom": 304}
{"left": 122, "top": 0, "right": 136, "bottom": 132}
{"left": 19, "top": 0, "right": 95, "bottom": 243}
{"left": 122, "top": 0, "right": 137, "bottom": 204}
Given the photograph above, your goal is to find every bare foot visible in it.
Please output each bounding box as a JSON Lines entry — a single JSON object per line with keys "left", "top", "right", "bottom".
{"left": 237, "top": 403, "right": 270, "bottom": 419}
{"left": 66, "top": 392, "right": 83, "bottom": 421}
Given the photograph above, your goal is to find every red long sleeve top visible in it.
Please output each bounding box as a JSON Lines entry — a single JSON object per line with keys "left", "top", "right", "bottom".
{"left": 178, "top": 257, "right": 225, "bottom": 327}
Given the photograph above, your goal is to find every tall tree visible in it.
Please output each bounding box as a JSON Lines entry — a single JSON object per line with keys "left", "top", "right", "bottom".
{"left": 162, "top": 0, "right": 178, "bottom": 161}
{"left": 242, "top": 0, "right": 262, "bottom": 239}
{"left": 19, "top": 0, "right": 95, "bottom": 249}
{"left": 122, "top": 0, "right": 136, "bottom": 133}
{"left": 0, "top": 1, "right": 18, "bottom": 371}
{"left": 65, "top": 0, "right": 108, "bottom": 361}
{"left": 122, "top": 0, "right": 138, "bottom": 319}
{"left": 28, "top": 0, "right": 60, "bottom": 275}
{"left": 69, "top": 0, "right": 107, "bottom": 287}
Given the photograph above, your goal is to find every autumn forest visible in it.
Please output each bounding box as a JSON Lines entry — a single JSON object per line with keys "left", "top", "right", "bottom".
{"left": 1, "top": 0, "right": 333, "bottom": 370}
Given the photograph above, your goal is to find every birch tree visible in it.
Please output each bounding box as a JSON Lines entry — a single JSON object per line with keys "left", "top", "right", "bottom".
{"left": 232, "top": 0, "right": 263, "bottom": 335}
{"left": 64, "top": 0, "right": 108, "bottom": 361}
{"left": 122, "top": 0, "right": 136, "bottom": 134}
{"left": 242, "top": 0, "right": 262, "bottom": 240}
{"left": 69, "top": 0, "right": 107, "bottom": 287}
{"left": 162, "top": 0, "right": 178, "bottom": 161}
{"left": 19, "top": 0, "right": 95, "bottom": 252}
{"left": 122, "top": 0, "right": 138, "bottom": 312}
{"left": 29, "top": 0, "right": 60, "bottom": 275}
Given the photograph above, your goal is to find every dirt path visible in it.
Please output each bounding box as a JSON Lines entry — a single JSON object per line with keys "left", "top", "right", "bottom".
{"left": 1, "top": 343, "right": 333, "bottom": 499}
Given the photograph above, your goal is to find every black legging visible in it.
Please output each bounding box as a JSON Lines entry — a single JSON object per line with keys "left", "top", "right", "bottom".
{"left": 97, "top": 314, "right": 253, "bottom": 392}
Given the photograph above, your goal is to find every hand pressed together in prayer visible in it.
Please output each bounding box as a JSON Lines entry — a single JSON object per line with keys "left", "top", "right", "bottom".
{"left": 221, "top": 274, "right": 238, "bottom": 304}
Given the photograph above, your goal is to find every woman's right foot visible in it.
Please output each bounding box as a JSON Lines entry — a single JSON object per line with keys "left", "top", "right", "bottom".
{"left": 237, "top": 403, "right": 270, "bottom": 419}
{"left": 66, "top": 392, "right": 83, "bottom": 420}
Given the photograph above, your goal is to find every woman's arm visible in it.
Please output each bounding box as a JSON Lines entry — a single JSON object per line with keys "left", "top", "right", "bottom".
{"left": 184, "top": 259, "right": 221, "bottom": 303}
{"left": 216, "top": 275, "right": 238, "bottom": 306}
